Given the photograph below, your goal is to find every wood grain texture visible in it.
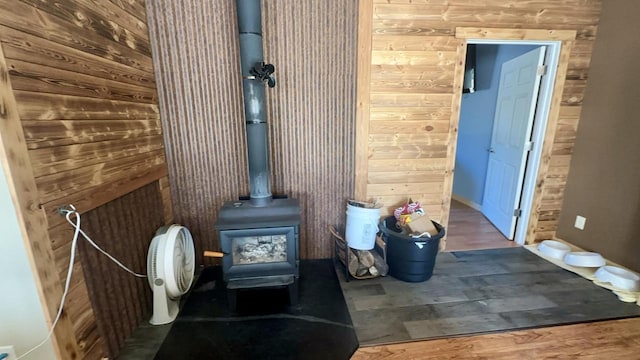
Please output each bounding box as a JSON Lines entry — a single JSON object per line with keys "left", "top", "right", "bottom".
{"left": 158, "top": 175, "right": 173, "bottom": 224}
{"left": 527, "top": 40, "right": 574, "bottom": 243}
{"left": 438, "top": 39, "right": 465, "bottom": 250}
{"left": 146, "top": 0, "right": 357, "bottom": 260}
{"left": 356, "top": 0, "right": 602, "bottom": 244}
{"left": 6, "top": 59, "right": 157, "bottom": 103}
{"left": 352, "top": 318, "right": 640, "bottom": 360}
{"left": 0, "top": 37, "right": 81, "bottom": 360}
{"left": 0, "top": 0, "right": 153, "bottom": 73}
{"left": 28, "top": 135, "right": 165, "bottom": 177}
{"left": 355, "top": 0, "right": 374, "bottom": 201}
{"left": 22, "top": 119, "right": 162, "bottom": 149}
{"left": 35, "top": 149, "right": 165, "bottom": 203}
{"left": 0, "top": 0, "right": 168, "bottom": 358}
{"left": 446, "top": 200, "right": 516, "bottom": 251}
{"left": 1, "top": 25, "right": 156, "bottom": 88}
{"left": 109, "top": 0, "right": 146, "bottom": 22}
{"left": 14, "top": 91, "right": 159, "bottom": 120}
{"left": 455, "top": 27, "right": 578, "bottom": 41}
{"left": 42, "top": 165, "right": 167, "bottom": 231}
{"left": 19, "top": 0, "right": 152, "bottom": 55}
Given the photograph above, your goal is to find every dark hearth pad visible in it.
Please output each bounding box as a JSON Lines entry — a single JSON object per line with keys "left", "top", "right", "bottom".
{"left": 153, "top": 259, "right": 358, "bottom": 360}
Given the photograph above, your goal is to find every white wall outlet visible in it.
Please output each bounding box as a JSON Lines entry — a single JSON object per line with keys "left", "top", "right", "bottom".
{"left": 574, "top": 215, "right": 586, "bottom": 230}
{"left": 0, "top": 345, "right": 16, "bottom": 360}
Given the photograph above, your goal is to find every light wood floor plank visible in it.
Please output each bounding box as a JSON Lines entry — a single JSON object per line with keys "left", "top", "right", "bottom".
{"left": 352, "top": 317, "right": 640, "bottom": 359}
{"left": 445, "top": 200, "right": 518, "bottom": 252}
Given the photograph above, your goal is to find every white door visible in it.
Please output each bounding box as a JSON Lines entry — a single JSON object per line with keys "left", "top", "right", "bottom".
{"left": 482, "top": 47, "right": 546, "bottom": 239}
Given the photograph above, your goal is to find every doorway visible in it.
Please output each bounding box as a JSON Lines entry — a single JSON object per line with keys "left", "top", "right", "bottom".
{"left": 447, "top": 39, "right": 562, "bottom": 249}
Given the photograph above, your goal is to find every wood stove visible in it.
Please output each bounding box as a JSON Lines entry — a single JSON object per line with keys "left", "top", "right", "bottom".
{"left": 216, "top": 199, "right": 300, "bottom": 310}
{"left": 214, "top": 0, "right": 301, "bottom": 310}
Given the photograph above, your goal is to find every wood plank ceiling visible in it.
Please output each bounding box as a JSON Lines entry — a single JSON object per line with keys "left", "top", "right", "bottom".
{"left": 0, "top": 0, "right": 170, "bottom": 358}
{"left": 355, "top": 0, "right": 602, "bottom": 243}
{"left": 146, "top": 0, "right": 358, "bottom": 260}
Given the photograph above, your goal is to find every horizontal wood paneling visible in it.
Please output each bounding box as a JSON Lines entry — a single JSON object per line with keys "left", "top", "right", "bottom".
{"left": 29, "top": 136, "right": 165, "bottom": 177}
{"left": 373, "top": 4, "right": 599, "bottom": 24}
{"left": 22, "top": 119, "right": 163, "bottom": 149}
{"left": 146, "top": 0, "right": 357, "bottom": 260}
{"left": 35, "top": 150, "right": 165, "bottom": 203}
{"left": 14, "top": 91, "right": 159, "bottom": 120}
{"left": 6, "top": 59, "right": 157, "bottom": 103}
{"left": 0, "top": 25, "right": 156, "bottom": 88}
{"left": 0, "top": 0, "right": 167, "bottom": 358}
{"left": 0, "top": 39, "right": 83, "bottom": 360}
{"left": 0, "top": 0, "right": 153, "bottom": 73}
{"left": 356, "top": 0, "right": 602, "bottom": 245}
{"left": 42, "top": 165, "right": 167, "bottom": 231}
{"left": 19, "top": 0, "right": 152, "bottom": 55}
{"left": 109, "top": 0, "right": 146, "bottom": 22}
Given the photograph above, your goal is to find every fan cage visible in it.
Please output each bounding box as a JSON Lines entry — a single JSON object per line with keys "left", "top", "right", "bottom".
{"left": 147, "top": 225, "right": 195, "bottom": 297}
{"left": 172, "top": 228, "right": 195, "bottom": 293}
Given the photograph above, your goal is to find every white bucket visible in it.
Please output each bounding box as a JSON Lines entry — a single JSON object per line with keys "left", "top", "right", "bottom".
{"left": 345, "top": 204, "right": 381, "bottom": 250}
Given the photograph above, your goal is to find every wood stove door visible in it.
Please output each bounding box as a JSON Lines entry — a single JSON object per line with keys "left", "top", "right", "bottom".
{"left": 220, "top": 226, "right": 298, "bottom": 280}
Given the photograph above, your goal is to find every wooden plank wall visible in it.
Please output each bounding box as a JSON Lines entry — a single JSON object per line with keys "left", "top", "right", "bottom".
{"left": 146, "top": 0, "right": 357, "bottom": 260}
{"left": 356, "top": 0, "right": 602, "bottom": 243}
{"left": 0, "top": 0, "right": 170, "bottom": 358}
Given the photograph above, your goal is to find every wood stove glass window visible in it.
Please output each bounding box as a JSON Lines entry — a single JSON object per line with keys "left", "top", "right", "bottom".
{"left": 232, "top": 234, "right": 287, "bottom": 264}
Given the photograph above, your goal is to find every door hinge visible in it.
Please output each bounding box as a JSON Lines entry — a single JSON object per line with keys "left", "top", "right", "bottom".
{"left": 513, "top": 209, "right": 522, "bottom": 217}
{"left": 537, "top": 65, "right": 547, "bottom": 76}
{"left": 525, "top": 141, "right": 534, "bottom": 151}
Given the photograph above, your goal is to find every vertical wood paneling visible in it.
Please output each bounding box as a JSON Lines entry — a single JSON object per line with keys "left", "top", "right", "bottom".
{"left": 78, "top": 182, "right": 163, "bottom": 358}
{"left": 146, "top": 0, "right": 357, "bottom": 260}
{"left": 356, "top": 0, "right": 602, "bottom": 244}
{"left": 0, "top": 0, "right": 169, "bottom": 358}
{"left": 355, "top": 0, "right": 374, "bottom": 201}
{"left": 438, "top": 38, "right": 465, "bottom": 249}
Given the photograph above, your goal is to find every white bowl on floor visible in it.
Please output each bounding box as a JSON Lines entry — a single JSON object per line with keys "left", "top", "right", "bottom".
{"left": 537, "top": 240, "right": 571, "bottom": 260}
{"left": 595, "top": 266, "right": 640, "bottom": 291}
{"left": 563, "top": 252, "right": 606, "bottom": 267}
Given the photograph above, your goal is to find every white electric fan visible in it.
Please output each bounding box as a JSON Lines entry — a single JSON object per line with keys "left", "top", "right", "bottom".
{"left": 147, "top": 224, "right": 196, "bottom": 325}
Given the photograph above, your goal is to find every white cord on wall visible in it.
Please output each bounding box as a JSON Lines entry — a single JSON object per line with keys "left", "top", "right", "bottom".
{"left": 16, "top": 205, "right": 146, "bottom": 360}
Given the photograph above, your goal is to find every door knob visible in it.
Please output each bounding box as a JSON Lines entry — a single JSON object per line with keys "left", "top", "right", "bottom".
{"left": 488, "top": 148, "right": 495, "bottom": 153}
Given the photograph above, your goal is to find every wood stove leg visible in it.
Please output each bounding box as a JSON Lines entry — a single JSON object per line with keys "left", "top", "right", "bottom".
{"left": 288, "top": 280, "right": 299, "bottom": 306}
{"left": 227, "top": 289, "right": 237, "bottom": 312}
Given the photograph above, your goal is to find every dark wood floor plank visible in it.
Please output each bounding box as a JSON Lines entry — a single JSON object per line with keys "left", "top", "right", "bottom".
{"left": 341, "top": 248, "right": 640, "bottom": 346}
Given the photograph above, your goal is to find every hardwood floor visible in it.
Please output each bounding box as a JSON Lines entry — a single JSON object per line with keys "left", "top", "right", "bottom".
{"left": 351, "top": 317, "right": 640, "bottom": 359}
{"left": 445, "top": 200, "right": 518, "bottom": 252}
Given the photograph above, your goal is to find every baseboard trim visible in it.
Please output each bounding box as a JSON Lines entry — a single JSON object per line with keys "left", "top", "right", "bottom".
{"left": 452, "top": 195, "right": 482, "bottom": 211}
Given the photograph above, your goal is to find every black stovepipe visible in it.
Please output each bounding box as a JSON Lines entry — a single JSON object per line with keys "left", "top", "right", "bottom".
{"left": 236, "top": 0, "right": 275, "bottom": 207}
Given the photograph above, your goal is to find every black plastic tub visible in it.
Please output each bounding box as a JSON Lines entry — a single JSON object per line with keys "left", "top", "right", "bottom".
{"left": 378, "top": 216, "right": 445, "bottom": 282}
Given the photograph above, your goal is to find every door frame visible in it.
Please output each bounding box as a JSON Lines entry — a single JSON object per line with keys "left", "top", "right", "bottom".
{"left": 476, "top": 44, "right": 548, "bottom": 241}
{"left": 453, "top": 28, "right": 576, "bottom": 245}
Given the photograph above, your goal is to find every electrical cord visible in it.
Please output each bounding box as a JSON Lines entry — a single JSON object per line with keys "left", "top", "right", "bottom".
{"left": 74, "top": 225, "right": 146, "bottom": 278}
{"left": 16, "top": 205, "right": 146, "bottom": 359}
